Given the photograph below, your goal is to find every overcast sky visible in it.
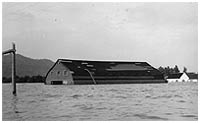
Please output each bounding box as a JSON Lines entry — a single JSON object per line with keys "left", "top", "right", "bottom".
{"left": 2, "top": 2, "right": 198, "bottom": 72}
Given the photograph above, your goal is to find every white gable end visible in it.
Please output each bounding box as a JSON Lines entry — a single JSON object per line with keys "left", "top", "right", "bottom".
{"left": 180, "top": 73, "right": 189, "bottom": 82}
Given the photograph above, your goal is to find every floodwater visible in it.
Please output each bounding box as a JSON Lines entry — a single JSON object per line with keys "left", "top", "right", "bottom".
{"left": 2, "top": 82, "right": 198, "bottom": 121}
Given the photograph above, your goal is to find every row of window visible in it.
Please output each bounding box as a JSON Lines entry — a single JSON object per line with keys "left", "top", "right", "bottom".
{"left": 51, "top": 70, "right": 72, "bottom": 76}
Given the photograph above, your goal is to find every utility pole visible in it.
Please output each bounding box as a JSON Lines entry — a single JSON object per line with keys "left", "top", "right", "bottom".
{"left": 3, "top": 43, "right": 16, "bottom": 96}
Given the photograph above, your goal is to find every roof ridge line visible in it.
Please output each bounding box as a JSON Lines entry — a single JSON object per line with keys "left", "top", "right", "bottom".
{"left": 58, "top": 58, "right": 148, "bottom": 63}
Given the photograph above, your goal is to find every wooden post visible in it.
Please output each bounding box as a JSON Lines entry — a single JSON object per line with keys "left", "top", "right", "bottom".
{"left": 12, "top": 43, "right": 16, "bottom": 96}
{"left": 2, "top": 43, "right": 16, "bottom": 96}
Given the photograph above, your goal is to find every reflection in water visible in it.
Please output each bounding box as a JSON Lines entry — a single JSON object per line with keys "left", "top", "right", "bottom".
{"left": 9, "top": 95, "right": 23, "bottom": 120}
{"left": 11, "top": 96, "right": 18, "bottom": 113}
{"left": 2, "top": 82, "right": 198, "bottom": 121}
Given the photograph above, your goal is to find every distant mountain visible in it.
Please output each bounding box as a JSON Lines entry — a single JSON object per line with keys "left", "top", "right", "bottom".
{"left": 2, "top": 54, "right": 54, "bottom": 78}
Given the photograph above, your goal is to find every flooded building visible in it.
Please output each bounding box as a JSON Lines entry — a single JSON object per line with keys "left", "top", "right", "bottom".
{"left": 167, "top": 73, "right": 187, "bottom": 82}
{"left": 167, "top": 72, "right": 198, "bottom": 82}
{"left": 45, "top": 59, "right": 167, "bottom": 85}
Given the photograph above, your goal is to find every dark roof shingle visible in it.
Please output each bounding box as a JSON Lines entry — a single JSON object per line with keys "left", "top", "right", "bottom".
{"left": 186, "top": 73, "right": 198, "bottom": 79}
{"left": 167, "top": 73, "right": 183, "bottom": 79}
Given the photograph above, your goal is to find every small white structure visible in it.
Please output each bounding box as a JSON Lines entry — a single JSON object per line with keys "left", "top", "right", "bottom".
{"left": 167, "top": 73, "right": 188, "bottom": 82}
{"left": 167, "top": 72, "right": 198, "bottom": 83}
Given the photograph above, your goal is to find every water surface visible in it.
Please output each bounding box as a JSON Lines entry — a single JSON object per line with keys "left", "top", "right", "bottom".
{"left": 2, "top": 82, "right": 198, "bottom": 120}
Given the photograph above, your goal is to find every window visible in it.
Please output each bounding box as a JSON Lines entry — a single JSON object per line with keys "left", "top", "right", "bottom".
{"left": 63, "top": 70, "right": 67, "bottom": 76}
{"left": 87, "top": 64, "right": 94, "bottom": 67}
{"left": 57, "top": 71, "right": 60, "bottom": 76}
{"left": 81, "top": 62, "right": 88, "bottom": 65}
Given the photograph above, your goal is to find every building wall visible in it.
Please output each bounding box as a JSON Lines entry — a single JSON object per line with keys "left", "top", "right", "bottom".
{"left": 46, "top": 62, "right": 74, "bottom": 85}
{"left": 188, "top": 79, "right": 198, "bottom": 82}
{"left": 167, "top": 79, "right": 180, "bottom": 82}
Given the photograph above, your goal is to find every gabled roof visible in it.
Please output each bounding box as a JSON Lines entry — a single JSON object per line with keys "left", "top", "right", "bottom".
{"left": 186, "top": 73, "right": 198, "bottom": 79}
{"left": 167, "top": 73, "right": 183, "bottom": 79}
{"left": 58, "top": 59, "right": 154, "bottom": 71}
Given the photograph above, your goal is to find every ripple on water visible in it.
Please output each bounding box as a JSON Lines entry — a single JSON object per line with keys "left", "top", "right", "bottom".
{"left": 72, "top": 104, "right": 84, "bottom": 108}
{"left": 80, "top": 105, "right": 94, "bottom": 110}
{"left": 145, "top": 95, "right": 151, "bottom": 98}
{"left": 165, "top": 113, "right": 173, "bottom": 115}
{"left": 72, "top": 104, "right": 94, "bottom": 110}
{"left": 87, "top": 94, "right": 94, "bottom": 98}
{"left": 44, "top": 94, "right": 62, "bottom": 98}
{"left": 133, "top": 114, "right": 168, "bottom": 120}
{"left": 115, "top": 95, "right": 127, "bottom": 99}
{"left": 174, "top": 95, "right": 183, "bottom": 98}
{"left": 39, "top": 99, "right": 46, "bottom": 102}
{"left": 141, "top": 89, "right": 152, "bottom": 92}
{"left": 95, "top": 107, "right": 107, "bottom": 110}
{"left": 134, "top": 103, "right": 142, "bottom": 106}
{"left": 14, "top": 111, "right": 25, "bottom": 114}
{"left": 59, "top": 115, "right": 73, "bottom": 118}
{"left": 108, "top": 89, "right": 118, "bottom": 92}
{"left": 181, "top": 114, "right": 197, "bottom": 118}
{"left": 177, "top": 100, "right": 186, "bottom": 103}
{"left": 151, "top": 95, "right": 172, "bottom": 99}
{"left": 71, "top": 94, "right": 83, "bottom": 99}
{"left": 2, "top": 83, "right": 198, "bottom": 121}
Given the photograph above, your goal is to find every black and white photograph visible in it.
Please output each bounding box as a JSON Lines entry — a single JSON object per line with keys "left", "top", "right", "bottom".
{"left": 2, "top": 2, "right": 198, "bottom": 121}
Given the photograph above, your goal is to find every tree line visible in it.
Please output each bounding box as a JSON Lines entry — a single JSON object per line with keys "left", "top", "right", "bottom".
{"left": 3, "top": 75, "right": 45, "bottom": 83}
{"left": 158, "top": 65, "right": 187, "bottom": 77}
